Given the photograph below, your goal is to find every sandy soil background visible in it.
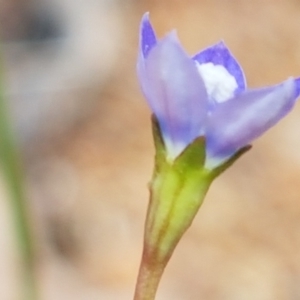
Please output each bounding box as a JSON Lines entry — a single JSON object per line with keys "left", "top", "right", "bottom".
{"left": 1, "top": 0, "right": 300, "bottom": 299}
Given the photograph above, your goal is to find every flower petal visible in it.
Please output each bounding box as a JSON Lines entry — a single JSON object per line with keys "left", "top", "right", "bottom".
{"left": 295, "top": 77, "right": 300, "bottom": 98}
{"left": 193, "top": 41, "right": 246, "bottom": 94}
{"left": 205, "top": 78, "right": 297, "bottom": 168}
{"left": 140, "top": 12, "right": 157, "bottom": 58}
{"left": 137, "top": 13, "right": 157, "bottom": 118}
{"left": 141, "top": 32, "right": 208, "bottom": 159}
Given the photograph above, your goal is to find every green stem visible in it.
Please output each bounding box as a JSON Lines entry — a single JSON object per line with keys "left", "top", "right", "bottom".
{"left": 0, "top": 55, "right": 38, "bottom": 299}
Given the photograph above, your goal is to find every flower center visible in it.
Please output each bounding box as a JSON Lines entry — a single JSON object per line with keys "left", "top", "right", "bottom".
{"left": 196, "top": 62, "right": 238, "bottom": 103}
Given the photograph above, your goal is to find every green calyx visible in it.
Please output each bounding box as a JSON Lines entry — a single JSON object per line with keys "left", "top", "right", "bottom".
{"left": 144, "top": 116, "right": 250, "bottom": 264}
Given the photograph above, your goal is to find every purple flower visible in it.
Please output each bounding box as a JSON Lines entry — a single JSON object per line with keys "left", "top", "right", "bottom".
{"left": 137, "top": 13, "right": 300, "bottom": 169}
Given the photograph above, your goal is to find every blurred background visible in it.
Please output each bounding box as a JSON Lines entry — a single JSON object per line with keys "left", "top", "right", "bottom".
{"left": 1, "top": 0, "right": 300, "bottom": 299}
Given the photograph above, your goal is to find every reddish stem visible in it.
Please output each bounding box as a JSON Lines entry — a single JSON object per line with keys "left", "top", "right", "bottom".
{"left": 133, "top": 248, "right": 165, "bottom": 300}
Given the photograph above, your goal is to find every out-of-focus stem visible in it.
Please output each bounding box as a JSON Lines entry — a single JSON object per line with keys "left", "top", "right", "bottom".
{"left": 0, "top": 55, "right": 38, "bottom": 300}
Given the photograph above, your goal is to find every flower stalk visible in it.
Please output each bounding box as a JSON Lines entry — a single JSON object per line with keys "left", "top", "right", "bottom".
{"left": 133, "top": 250, "right": 164, "bottom": 300}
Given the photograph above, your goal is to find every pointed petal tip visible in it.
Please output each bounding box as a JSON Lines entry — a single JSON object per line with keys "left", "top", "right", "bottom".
{"left": 140, "top": 12, "right": 157, "bottom": 58}
{"left": 148, "top": 30, "right": 186, "bottom": 63}
{"left": 281, "top": 77, "right": 298, "bottom": 104}
{"left": 215, "top": 41, "right": 239, "bottom": 57}
{"left": 215, "top": 40, "right": 226, "bottom": 49}
{"left": 141, "top": 12, "right": 150, "bottom": 23}
{"left": 161, "top": 30, "right": 180, "bottom": 46}
{"left": 203, "top": 40, "right": 232, "bottom": 53}
{"left": 294, "top": 77, "right": 300, "bottom": 98}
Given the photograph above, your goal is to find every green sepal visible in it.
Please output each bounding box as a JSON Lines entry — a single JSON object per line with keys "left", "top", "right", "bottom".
{"left": 151, "top": 115, "right": 206, "bottom": 173}
{"left": 151, "top": 115, "right": 166, "bottom": 173}
{"left": 209, "top": 145, "right": 252, "bottom": 179}
{"left": 172, "top": 136, "right": 206, "bottom": 173}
